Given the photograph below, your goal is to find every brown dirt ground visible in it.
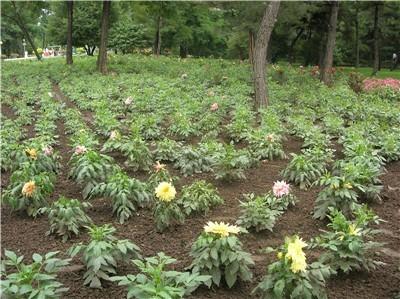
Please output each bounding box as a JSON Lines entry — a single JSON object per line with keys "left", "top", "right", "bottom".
{"left": 1, "top": 88, "right": 399, "bottom": 299}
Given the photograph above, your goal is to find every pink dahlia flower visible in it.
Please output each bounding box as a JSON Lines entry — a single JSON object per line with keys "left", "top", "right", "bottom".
{"left": 43, "top": 145, "right": 53, "bottom": 156}
{"left": 75, "top": 145, "right": 87, "bottom": 155}
{"left": 210, "top": 103, "right": 219, "bottom": 111}
{"left": 273, "top": 180, "right": 290, "bottom": 197}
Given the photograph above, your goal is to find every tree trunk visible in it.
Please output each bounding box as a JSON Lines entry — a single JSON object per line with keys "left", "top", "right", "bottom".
{"left": 355, "top": 4, "right": 360, "bottom": 68}
{"left": 154, "top": 15, "right": 162, "bottom": 56}
{"left": 66, "top": 1, "right": 73, "bottom": 65}
{"left": 253, "top": 1, "right": 280, "bottom": 110}
{"left": 179, "top": 44, "right": 188, "bottom": 58}
{"left": 11, "top": 1, "right": 41, "bottom": 61}
{"left": 372, "top": 2, "right": 381, "bottom": 75}
{"left": 248, "top": 30, "right": 255, "bottom": 65}
{"left": 97, "top": 1, "right": 111, "bottom": 74}
{"left": 320, "top": 1, "right": 339, "bottom": 85}
{"left": 90, "top": 46, "right": 96, "bottom": 56}
{"left": 288, "top": 27, "right": 304, "bottom": 64}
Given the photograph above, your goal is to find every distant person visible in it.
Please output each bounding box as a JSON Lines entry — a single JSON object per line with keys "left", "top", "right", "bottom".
{"left": 391, "top": 52, "right": 398, "bottom": 71}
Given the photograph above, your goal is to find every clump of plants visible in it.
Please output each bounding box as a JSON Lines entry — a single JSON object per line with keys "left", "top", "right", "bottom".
{"left": 68, "top": 224, "right": 141, "bottom": 288}
{"left": 153, "top": 138, "right": 182, "bottom": 162}
{"left": 247, "top": 130, "right": 286, "bottom": 161}
{"left": 1, "top": 250, "right": 71, "bottom": 299}
{"left": 213, "top": 143, "right": 252, "bottom": 181}
{"left": 12, "top": 146, "right": 60, "bottom": 174}
{"left": 189, "top": 221, "right": 254, "bottom": 288}
{"left": 282, "top": 152, "right": 327, "bottom": 189}
{"left": 237, "top": 181, "right": 296, "bottom": 232}
{"left": 2, "top": 165, "right": 55, "bottom": 217}
{"left": 174, "top": 145, "right": 213, "bottom": 176}
{"left": 69, "top": 149, "right": 116, "bottom": 198}
{"left": 153, "top": 182, "right": 184, "bottom": 232}
{"left": 90, "top": 170, "right": 151, "bottom": 224}
{"left": 111, "top": 252, "right": 211, "bottom": 298}
{"left": 146, "top": 162, "right": 178, "bottom": 193}
{"left": 178, "top": 180, "right": 223, "bottom": 215}
{"left": 311, "top": 206, "right": 385, "bottom": 273}
{"left": 41, "top": 196, "right": 92, "bottom": 242}
{"left": 253, "top": 236, "right": 335, "bottom": 299}
{"left": 103, "top": 135, "right": 153, "bottom": 171}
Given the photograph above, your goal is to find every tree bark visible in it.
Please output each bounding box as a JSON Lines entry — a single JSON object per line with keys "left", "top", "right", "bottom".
{"left": 372, "top": 2, "right": 381, "bottom": 75}
{"left": 154, "top": 15, "right": 162, "bottom": 56}
{"left": 320, "top": 1, "right": 339, "bottom": 85}
{"left": 97, "top": 1, "right": 111, "bottom": 74}
{"left": 355, "top": 4, "right": 360, "bottom": 68}
{"left": 10, "top": 1, "right": 41, "bottom": 61}
{"left": 248, "top": 30, "right": 255, "bottom": 65}
{"left": 66, "top": 1, "right": 73, "bottom": 65}
{"left": 253, "top": 1, "right": 280, "bottom": 110}
{"left": 288, "top": 27, "right": 304, "bottom": 64}
{"left": 179, "top": 44, "right": 188, "bottom": 58}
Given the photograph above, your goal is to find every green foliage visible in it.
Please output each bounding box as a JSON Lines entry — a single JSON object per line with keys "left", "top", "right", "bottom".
{"left": 236, "top": 193, "right": 283, "bottom": 232}
{"left": 311, "top": 207, "right": 385, "bottom": 273}
{"left": 153, "top": 200, "right": 185, "bottom": 232}
{"left": 69, "top": 150, "right": 116, "bottom": 198}
{"left": 213, "top": 144, "right": 252, "bottom": 181}
{"left": 169, "top": 112, "right": 197, "bottom": 140}
{"left": 225, "top": 106, "right": 254, "bottom": 142}
{"left": 1, "top": 250, "right": 70, "bottom": 299}
{"left": 42, "top": 196, "right": 92, "bottom": 242}
{"left": 282, "top": 152, "right": 326, "bottom": 190}
{"left": 153, "top": 138, "right": 182, "bottom": 162}
{"left": 11, "top": 147, "right": 60, "bottom": 174}
{"left": 174, "top": 146, "right": 213, "bottom": 176}
{"left": 68, "top": 224, "right": 141, "bottom": 288}
{"left": 109, "top": 22, "right": 149, "bottom": 54}
{"left": 178, "top": 180, "right": 223, "bottom": 215}
{"left": 2, "top": 165, "right": 55, "bottom": 217}
{"left": 90, "top": 170, "right": 151, "bottom": 224}
{"left": 102, "top": 136, "right": 153, "bottom": 171}
{"left": 189, "top": 231, "right": 254, "bottom": 288}
{"left": 147, "top": 166, "right": 178, "bottom": 194}
{"left": 111, "top": 252, "right": 211, "bottom": 299}
{"left": 247, "top": 130, "right": 286, "bottom": 160}
{"left": 253, "top": 248, "right": 334, "bottom": 299}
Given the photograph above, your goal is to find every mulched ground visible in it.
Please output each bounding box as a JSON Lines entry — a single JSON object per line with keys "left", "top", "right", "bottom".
{"left": 1, "top": 87, "right": 399, "bottom": 299}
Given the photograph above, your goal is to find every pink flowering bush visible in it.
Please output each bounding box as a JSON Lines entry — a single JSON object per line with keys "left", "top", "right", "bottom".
{"left": 210, "top": 103, "right": 219, "bottom": 111}
{"left": 273, "top": 180, "right": 290, "bottom": 198}
{"left": 42, "top": 145, "right": 54, "bottom": 156}
{"left": 75, "top": 145, "right": 87, "bottom": 155}
{"left": 363, "top": 78, "right": 400, "bottom": 92}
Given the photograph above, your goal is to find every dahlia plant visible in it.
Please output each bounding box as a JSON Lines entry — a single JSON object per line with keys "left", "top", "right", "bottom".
{"left": 213, "top": 144, "right": 252, "bottom": 181}
{"left": 282, "top": 152, "right": 326, "bottom": 189}
{"left": 41, "top": 196, "right": 92, "bottom": 242}
{"left": 69, "top": 150, "right": 116, "bottom": 198}
{"left": 146, "top": 162, "right": 178, "bottom": 193}
{"left": 68, "top": 224, "right": 141, "bottom": 288}
{"left": 3, "top": 166, "right": 55, "bottom": 217}
{"left": 247, "top": 130, "right": 286, "bottom": 161}
{"left": 169, "top": 112, "right": 196, "bottom": 139}
{"left": 12, "top": 146, "right": 60, "bottom": 174}
{"left": 177, "top": 180, "right": 223, "bottom": 215}
{"left": 111, "top": 252, "right": 211, "bottom": 299}
{"left": 90, "top": 170, "right": 151, "bottom": 224}
{"left": 1, "top": 250, "right": 70, "bottom": 299}
{"left": 174, "top": 145, "right": 213, "bottom": 176}
{"left": 253, "top": 236, "right": 334, "bottom": 299}
{"left": 237, "top": 181, "right": 295, "bottom": 232}
{"left": 311, "top": 207, "right": 385, "bottom": 273}
{"left": 189, "top": 221, "right": 254, "bottom": 288}
{"left": 153, "top": 138, "right": 182, "bottom": 162}
{"left": 153, "top": 182, "right": 184, "bottom": 232}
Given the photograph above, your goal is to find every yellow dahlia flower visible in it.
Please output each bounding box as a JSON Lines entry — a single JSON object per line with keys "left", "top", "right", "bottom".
{"left": 25, "top": 148, "right": 38, "bottom": 160}
{"left": 286, "top": 236, "right": 307, "bottom": 273}
{"left": 22, "top": 181, "right": 36, "bottom": 197}
{"left": 155, "top": 182, "right": 176, "bottom": 202}
{"left": 204, "top": 221, "right": 240, "bottom": 237}
{"left": 348, "top": 224, "right": 361, "bottom": 236}
{"left": 277, "top": 252, "right": 283, "bottom": 259}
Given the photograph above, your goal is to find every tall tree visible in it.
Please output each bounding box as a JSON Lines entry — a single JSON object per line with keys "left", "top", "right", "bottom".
{"left": 97, "top": 0, "right": 111, "bottom": 74}
{"left": 355, "top": 2, "right": 360, "bottom": 68}
{"left": 253, "top": 1, "right": 280, "bottom": 110}
{"left": 2, "top": 1, "right": 43, "bottom": 60}
{"left": 372, "top": 2, "right": 382, "bottom": 75}
{"left": 66, "top": 1, "right": 73, "bottom": 65}
{"left": 320, "top": 1, "right": 339, "bottom": 85}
